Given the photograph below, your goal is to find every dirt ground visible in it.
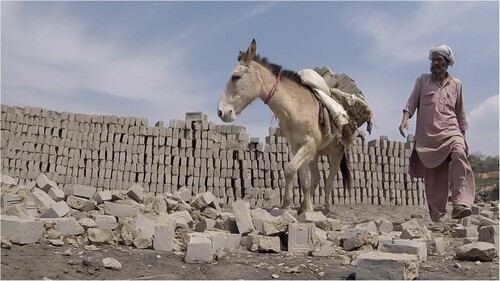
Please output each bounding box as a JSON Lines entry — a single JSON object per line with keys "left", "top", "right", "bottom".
{"left": 1, "top": 204, "right": 499, "bottom": 280}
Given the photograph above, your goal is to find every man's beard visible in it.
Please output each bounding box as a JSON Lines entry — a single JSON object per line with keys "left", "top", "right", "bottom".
{"left": 430, "top": 65, "right": 448, "bottom": 81}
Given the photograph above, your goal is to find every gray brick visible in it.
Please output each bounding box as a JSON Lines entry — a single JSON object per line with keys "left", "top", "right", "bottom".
{"left": 389, "top": 239, "right": 427, "bottom": 261}
{"left": 168, "top": 210, "right": 194, "bottom": 227}
{"left": 154, "top": 218, "right": 176, "bottom": 251}
{"left": 40, "top": 217, "right": 85, "bottom": 236}
{"left": 47, "top": 187, "right": 65, "bottom": 201}
{"left": 103, "top": 202, "right": 140, "bottom": 217}
{"left": 35, "top": 173, "right": 57, "bottom": 192}
{"left": 90, "top": 214, "right": 117, "bottom": 230}
{"left": 478, "top": 225, "right": 498, "bottom": 251}
{"left": 127, "top": 183, "right": 144, "bottom": 203}
{"left": 246, "top": 233, "right": 281, "bottom": 253}
{"left": 456, "top": 242, "right": 497, "bottom": 262}
{"left": 288, "top": 222, "right": 315, "bottom": 252}
{"left": 93, "top": 190, "right": 113, "bottom": 204}
{"left": 40, "top": 201, "right": 70, "bottom": 218}
{"left": 184, "top": 236, "right": 213, "bottom": 263}
{"left": 31, "top": 188, "right": 57, "bottom": 212}
{"left": 356, "top": 251, "right": 420, "bottom": 280}
{"left": 231, "top": 200, "right": 255, "bottom": 234}
{"left": 1, "top": 215, "right": 44, "bottom": 244}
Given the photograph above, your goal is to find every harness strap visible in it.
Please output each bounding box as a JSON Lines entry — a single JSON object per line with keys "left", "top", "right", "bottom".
{"left": 310, "top": 90, "right": 326, "bottom": 128}
{"left": 264, "top": 73, "right": 281, "bottom": 105}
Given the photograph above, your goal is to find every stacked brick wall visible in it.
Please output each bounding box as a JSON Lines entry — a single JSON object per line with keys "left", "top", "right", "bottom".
{"left": 0, "top": 104, "right": 426, "bottom": 207}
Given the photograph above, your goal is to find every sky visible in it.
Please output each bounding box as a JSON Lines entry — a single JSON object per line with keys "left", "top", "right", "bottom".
{"left": 1, "top": 1, "right": 499, "bottom": 157}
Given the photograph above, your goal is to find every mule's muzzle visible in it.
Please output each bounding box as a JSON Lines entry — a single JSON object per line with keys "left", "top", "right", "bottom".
{"left": 217, "top": 107, "right": 235, "bottom": 123}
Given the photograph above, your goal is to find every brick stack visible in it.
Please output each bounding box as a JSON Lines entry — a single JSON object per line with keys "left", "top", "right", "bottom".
{"left": 0, "top": 104, "right": 425, "bottom": 208}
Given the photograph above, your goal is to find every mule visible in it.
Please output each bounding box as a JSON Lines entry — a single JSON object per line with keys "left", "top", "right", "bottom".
{"left": 217, "top": 39, "right": 351, "bottom": 213}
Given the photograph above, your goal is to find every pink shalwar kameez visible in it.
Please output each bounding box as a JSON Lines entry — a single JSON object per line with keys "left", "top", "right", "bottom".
{"left": 404, "top": 73, "right": 475, "bottom": 222}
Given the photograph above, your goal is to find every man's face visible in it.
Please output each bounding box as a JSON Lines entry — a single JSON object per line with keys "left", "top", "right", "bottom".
{"left": 430, "top": 53, "right": 449, "bottom": 81}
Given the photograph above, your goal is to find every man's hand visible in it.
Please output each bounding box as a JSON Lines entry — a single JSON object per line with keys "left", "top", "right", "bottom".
{"left": 399, "top": 112, "right": 411, "bottom": 138}
{"left": 399, "top": 120, "right": 408, "bottom": 137}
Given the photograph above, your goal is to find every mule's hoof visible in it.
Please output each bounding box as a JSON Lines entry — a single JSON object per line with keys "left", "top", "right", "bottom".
{"left": 281, "top": 204, "right": 291, "bottom": 210}
{"left": 298, "top": 208, "right": 314, "bottom": 215}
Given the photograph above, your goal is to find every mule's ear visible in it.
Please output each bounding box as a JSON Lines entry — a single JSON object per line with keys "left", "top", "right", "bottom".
{"left": 241, "top": 39, "right": 256, "bottom": 63}
{"left": 237, "top": 51, "right": 244, "bottom": 61}
{"left": 247, "top": 39, "right": 257, "bottom": 60}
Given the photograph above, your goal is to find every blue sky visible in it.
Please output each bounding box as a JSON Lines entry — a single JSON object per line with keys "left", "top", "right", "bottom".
{"left": 2, "top": 1, "right": 499, "bottom": 156}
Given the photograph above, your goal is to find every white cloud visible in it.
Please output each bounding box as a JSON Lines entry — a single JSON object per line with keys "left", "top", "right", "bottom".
{"left": 467, "top": 95, "right": 499, "bottom": 156}
{"left": 210, "top": 2, "right": 277, "bottom": 31}
{"left": 1, "top": 2, "right": 208, "bottom": 113}
{"left": 344, "top": 2, "right": 497, "bottom": 68}
{"left": 340, "top": 1, "right": 499, "bottom": 156}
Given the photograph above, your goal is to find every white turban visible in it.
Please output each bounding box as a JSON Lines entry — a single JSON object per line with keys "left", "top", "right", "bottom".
{"left": 429, "top": 44, "right": 454, "bottom": 66}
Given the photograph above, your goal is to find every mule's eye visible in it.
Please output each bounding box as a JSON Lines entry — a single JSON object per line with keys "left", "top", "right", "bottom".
{"left": 231, "top": 74, "right": 241, "bottom": 82}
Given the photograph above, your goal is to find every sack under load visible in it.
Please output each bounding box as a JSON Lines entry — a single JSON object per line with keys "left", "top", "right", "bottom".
{"left": 297, "top": 69, "right": 349, "bottom": 130}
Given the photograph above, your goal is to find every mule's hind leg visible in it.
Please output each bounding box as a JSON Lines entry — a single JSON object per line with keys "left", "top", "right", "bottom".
{"left": 324, "top": 149, "right": 344, "bottom": 213}
{"left": 282, "top": 143, "right": 316, "bottom": 210}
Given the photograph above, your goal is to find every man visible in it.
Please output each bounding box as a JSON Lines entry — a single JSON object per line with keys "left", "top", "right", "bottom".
{"left": 399, "top": 44, "right": 475, "bottom": 222}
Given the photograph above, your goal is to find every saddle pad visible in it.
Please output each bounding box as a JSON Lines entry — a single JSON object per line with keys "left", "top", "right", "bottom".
{"left": 297, "top": 69, "right": 348, "bottom": 126}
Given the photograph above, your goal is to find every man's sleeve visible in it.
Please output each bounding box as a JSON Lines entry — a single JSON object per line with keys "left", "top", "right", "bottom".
{"left": 455, "top": 80, "right": 468, "bottom": 131}
{"left": 404, "top": 75, "right": 421, "bottom": 118}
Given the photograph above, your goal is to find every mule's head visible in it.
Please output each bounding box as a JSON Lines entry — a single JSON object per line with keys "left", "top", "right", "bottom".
{"left": 217, "top": 39, "right": 262, "bottom": 122}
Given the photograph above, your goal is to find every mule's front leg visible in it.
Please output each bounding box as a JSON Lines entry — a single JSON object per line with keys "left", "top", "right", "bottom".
{"left": 282, "top": 163, "right": 296, "bottom": 209}
{"left": 282, "top": 143, "right": 315, "bottom": 210}
{"left": 298, "top": 165, "right": 313, "bottom": 213}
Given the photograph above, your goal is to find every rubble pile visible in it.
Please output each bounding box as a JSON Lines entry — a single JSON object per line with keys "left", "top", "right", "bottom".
{"left": 1, "top": 173, "right": 498, "bottom": 279}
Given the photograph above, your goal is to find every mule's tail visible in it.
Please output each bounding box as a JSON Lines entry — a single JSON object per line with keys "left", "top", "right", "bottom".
{"left": 340, "top": 151, "right": 351, "bottom": 188}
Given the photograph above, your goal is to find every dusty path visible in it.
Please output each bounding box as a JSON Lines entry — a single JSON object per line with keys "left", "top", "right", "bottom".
{"left": 2, "top": 205, "right": 498, "bottom": 280}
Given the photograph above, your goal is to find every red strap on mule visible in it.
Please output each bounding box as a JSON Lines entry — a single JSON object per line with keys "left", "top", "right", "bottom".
{"left": 264, "top": 73, "right": 281, "bottom": 105}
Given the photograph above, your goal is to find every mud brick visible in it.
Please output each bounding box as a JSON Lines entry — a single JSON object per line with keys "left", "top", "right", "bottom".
{"left": 65, "top": 184, "right": 97, "bottom": 199}
{"left": 452, "top": 226, "right": 479, "bottom": 238}
{"left": 389, "top": 239, "right": 427, "bottom": 261}
{"left": 356, "top": 251, "right": 420, "bottom": 280}
{"left": 184, "top": 236, "right": 213, "bottom": 263}
{"left": 414, "top": 237, "right": 447, "bottom": 256}
{"left": 103, "top": 202, "right": 140, "bottom": 217}
{"left": 40, "top": 201, "right": 70, "bottom": 218}
{"left": 66, "top": 195, "right": 96, "bottom": 212}
{"left": 246, "top": 234, "right": 281, "bottom": 253}
{"left": 154, "top": 217, "right": 176, "bottom": 252}
{"left": 355, "top": 221, "right": 378, "bottom": 234}
{"left": 232, "top": 200, "right": 255, "bottom": 234}
{"left": 456, "top": 242, "right": 497, "bottom": 262}
{"left": 1, "top": 215, "right": 44, "bottom": 244}
{"left": 197, "top": 231, "right": 241, "bottom": 252}
{"left": 127, "top": 183, "right": 144, "bottom": 203}
{"left": 191, "top": 192, "right": 216, "bottom": 210}
{"left": 1, "top": 194, "right": 23, "bottom": 208}
{"left": 40, "top": 217, "right": 85, "bottom": 236}
{"left": 36, "top": 173, "right": 58, "bottom": 192}
{"left": 478, "top": 225, "right": 499, "bottom": 251}
{"left": 31, "top": 188, "right": 57, "bottom": 213}
{"left": 91, "top": 214, "right": 118, "bottom": 230}
{"left": 288, "top": 222, "right": 315, "bottom": 252}
{"left": 168, "top": 210, "right": 194, "bottom": 227}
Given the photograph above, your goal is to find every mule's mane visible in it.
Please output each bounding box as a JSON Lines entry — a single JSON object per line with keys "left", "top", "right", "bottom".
{"left": 254, "top": 55, "right": 304, "bottom": 86}
{"left": 238, "top": 53, "right": 305, "bottom": 86}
